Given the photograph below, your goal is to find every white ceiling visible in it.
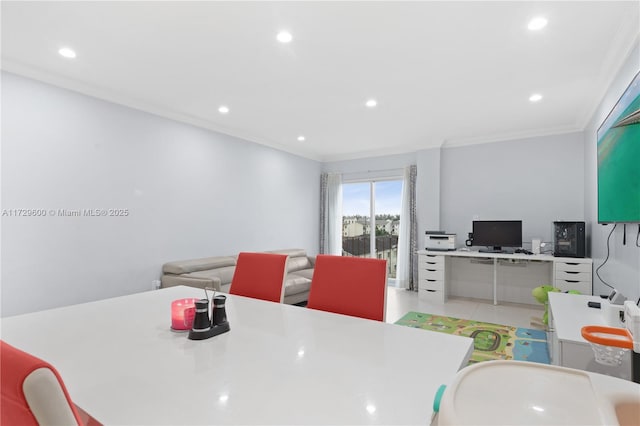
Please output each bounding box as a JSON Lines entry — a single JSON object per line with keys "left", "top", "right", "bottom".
{"left": 2, "top": 1, "right": 639, "bottom": 161}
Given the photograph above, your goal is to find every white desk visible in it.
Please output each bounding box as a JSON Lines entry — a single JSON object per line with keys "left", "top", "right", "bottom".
{"left": 548, "top": 292, "right": 632, "bottom": 381}
{"left": 1, "top": 286, "right": 474, "bottom": 425}
{"left": 417, "top": 250, "right": 592, "bottom": 305}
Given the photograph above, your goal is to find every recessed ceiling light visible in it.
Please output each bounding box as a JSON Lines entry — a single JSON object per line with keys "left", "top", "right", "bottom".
{"left": 218, "top": 106, "right": 229, "bottom": 114}
{"left": 529, "top": 93, "right": 543, "bottom": 102}
{"left": 365, "top": 99, "right": 377, "bottom": 108}
{"left": 58, "top": 47, "right": 76, "bottom": 58}
{"left": 277, "top": 31, "right": 293, "bottom": 43}
{"left": 297, "top": 135, "right": 306, "bottom": 142}
{"left": 528, "top": 16, "right": 548, "bottom": 31}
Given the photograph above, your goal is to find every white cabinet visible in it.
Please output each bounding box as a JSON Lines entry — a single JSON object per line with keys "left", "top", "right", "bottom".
{"left": 415, "top": 251, "right": 593, "bottom": 306}
{"left": 548, "top": 292, "right": 631, "bottom": 380}
{"left": 553, "top": 258, "right": 592, "bottom": 295}
{"left": 418, "top": 253, "right": 447, "bottom": 303}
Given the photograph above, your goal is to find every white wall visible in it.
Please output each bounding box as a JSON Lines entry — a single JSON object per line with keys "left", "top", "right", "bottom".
{"left": 1, "top": 72, "right": 321, "bottom": 316}
{"left": 440, "top": 132, "right": 585, "bottom": 249}
{"left": 584, "top": 39, "right": 640, "bottom": 302}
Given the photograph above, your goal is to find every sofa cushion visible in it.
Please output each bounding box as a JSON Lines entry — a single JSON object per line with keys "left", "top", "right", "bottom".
{"left": 184, "top": 265, "right": 236, "bottom": 285}
{"left": 286, "top": 256, "right": 313, "bottom": 273}
{"left": 284, "top": 274, "right": 312, "bottom": 296}
{"left": 266, "top": 249, "right": 307, "bottom": 258}
{"left": 163, "top": 256, "right": 236, "bottom": 275}
{"left": 291, "top": 268, "right": 314, "bottom": 280}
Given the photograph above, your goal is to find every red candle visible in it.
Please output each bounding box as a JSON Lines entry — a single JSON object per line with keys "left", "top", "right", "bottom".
{"left": 171, "top": 298, "right": 198, "bottom": 331}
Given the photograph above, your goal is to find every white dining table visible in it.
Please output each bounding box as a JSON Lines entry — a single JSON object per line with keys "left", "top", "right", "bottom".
{"left": 1, "top": 286, "right": 474, "bottom": 425}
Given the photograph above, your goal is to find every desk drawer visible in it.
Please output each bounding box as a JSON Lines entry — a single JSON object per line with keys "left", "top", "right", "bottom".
{"left": 418, "top": 288, "right": 446, "bottom": 304}
{"left": 555, "top": 271, "right": 591, "bottom": 281}
{"left": 555, "top": 279, "right": 591, "bottom": 295}
{"left": 420, "top": 254, "right": 444, "bottom": 265}
{"left": 555, "top": 262, "right": 591, "bottom": 273}
{"left": 418, "top": 259, "right": 445, "bottom": 271}
{"left": 419, "top": 268, "right": 444, "bottom": 281}
{"left": 418, "top": 278, "right": 444, "bottom": 292}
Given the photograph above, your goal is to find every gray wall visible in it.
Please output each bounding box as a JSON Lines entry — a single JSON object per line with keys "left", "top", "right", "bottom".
{"left": 323, "top": 133, "right": 586, "bottom": 254}
{"left": 416, "top": 148, "right": 442, "bottom": 239}
{"left": 440, "top": 133, "right": 585, "bottom": 249}
{"left": 1, "top": 72, "right": 321, "bottom": 316}
{"left": 584, "top": 39, "right": 640, "bottom": 302}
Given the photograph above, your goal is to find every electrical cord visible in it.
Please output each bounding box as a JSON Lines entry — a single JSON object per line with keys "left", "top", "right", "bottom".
{"left": 636, "top": 224, "right": 640, "bottom": 247}
{"left": 595, "top": 224, "right": 616, "bottom": 290}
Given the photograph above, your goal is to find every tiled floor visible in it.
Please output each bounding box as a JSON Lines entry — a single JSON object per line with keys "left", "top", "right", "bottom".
{"left": 385, "top": 287, "right": 545, "bottom": 329}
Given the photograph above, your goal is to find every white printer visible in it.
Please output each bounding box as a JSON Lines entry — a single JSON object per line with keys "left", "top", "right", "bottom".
{"left": 425, "top": 231, "right": 456, "bottom": 251}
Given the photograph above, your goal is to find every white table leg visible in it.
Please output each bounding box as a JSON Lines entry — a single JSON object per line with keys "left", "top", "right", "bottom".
{"left": 493, "top": 258, "right": 498, "bottom": 305}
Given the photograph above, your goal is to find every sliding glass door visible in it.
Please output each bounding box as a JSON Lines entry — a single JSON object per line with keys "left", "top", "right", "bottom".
{"left": 342, "top": 179, "right": 402, "bottom": 283}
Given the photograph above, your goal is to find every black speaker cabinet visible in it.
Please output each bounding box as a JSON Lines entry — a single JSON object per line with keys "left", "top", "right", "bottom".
{"left": 553, "top": 221, "right": 586, "bottom": 258}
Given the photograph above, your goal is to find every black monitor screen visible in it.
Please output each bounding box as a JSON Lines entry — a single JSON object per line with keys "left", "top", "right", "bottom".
{"left": 472, "top": 220, "right": 522, "bottom": 252}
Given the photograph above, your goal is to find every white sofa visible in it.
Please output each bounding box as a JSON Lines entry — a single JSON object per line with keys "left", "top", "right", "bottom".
{"left": 160, "top": 249, "right": 315, "bottom": 305}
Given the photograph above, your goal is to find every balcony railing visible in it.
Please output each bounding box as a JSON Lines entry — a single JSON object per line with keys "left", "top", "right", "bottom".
{"left": 342, "top": 235, "right": 398, "bottom": 278}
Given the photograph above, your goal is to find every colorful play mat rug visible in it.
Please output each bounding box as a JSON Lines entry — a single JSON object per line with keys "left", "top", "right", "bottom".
{"left": 395, "top": 312, "right": 550, "bottom": 365}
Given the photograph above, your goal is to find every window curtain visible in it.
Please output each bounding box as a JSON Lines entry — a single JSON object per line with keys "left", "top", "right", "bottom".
{"left": 396, "top": 165, "right": 418, "bottom": 290}
{"left": 320, "top": 173, "right": 343, "bottom": 255}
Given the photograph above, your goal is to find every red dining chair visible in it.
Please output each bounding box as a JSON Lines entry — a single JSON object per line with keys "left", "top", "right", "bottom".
{"left": 307, "top": 255, "right": 388, "bottom": 321}
{"left": 230, "top": 252, "right": 289, "bottom": 303}
{"left": 1, "top": 340, "right": 86, "bottom": 426}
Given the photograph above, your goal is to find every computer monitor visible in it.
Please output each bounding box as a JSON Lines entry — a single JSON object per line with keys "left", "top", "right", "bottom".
{"left": 472, "top": 220, "right": 522, "bottom": 253}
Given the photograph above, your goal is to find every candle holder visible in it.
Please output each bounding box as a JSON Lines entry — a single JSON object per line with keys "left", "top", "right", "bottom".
{"left": 171, "top": 298, "right": 198, "bottom": 331}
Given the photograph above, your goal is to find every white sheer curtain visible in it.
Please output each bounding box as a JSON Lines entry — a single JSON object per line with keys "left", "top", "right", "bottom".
{"left": 396, "top": 165, "right": 417, "bottom": 290}
{"left": 320, "top": 173, "right": 343, "bottom": 255}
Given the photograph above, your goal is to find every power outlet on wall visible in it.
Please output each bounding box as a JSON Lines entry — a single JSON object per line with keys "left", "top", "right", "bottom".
{"left": 151, "top": 279, "right": 161, "bottom": 290}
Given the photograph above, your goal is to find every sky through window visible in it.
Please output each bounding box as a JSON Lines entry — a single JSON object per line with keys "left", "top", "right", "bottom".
{"left": 342, "top": 180, "right": 402, "bottom": 216}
